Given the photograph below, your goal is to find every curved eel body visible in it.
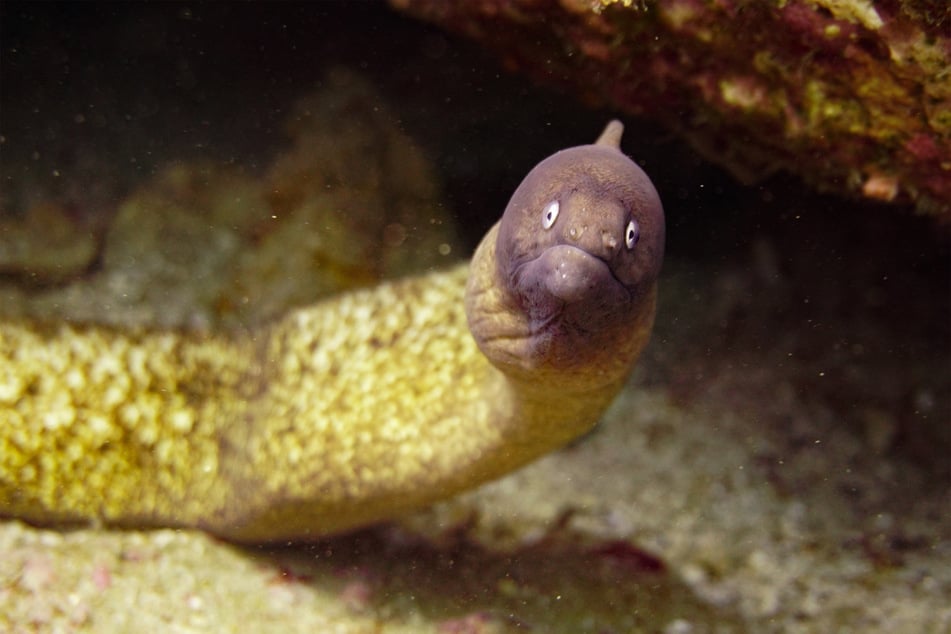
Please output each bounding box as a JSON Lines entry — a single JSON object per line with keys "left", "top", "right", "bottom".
{"left": 0, "top": 122, "right": 665, "bottom": 542}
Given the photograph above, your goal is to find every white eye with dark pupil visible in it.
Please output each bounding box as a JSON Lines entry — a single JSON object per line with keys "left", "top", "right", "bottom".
{"left": 542, "top": 201, "right": 559, "bottom": 230}
{"left": 625, "top": 219, "right": 639, "bottom": 249}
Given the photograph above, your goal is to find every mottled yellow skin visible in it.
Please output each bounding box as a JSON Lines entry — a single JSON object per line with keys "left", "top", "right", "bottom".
{"left": 0, "top": 257, "right": 652, "bottom": 542}
{"left": 0, "top": 122, "right": 662, "bottom": 542}
{"left": 0, "top": 321, "right": 250, "bottom": 531}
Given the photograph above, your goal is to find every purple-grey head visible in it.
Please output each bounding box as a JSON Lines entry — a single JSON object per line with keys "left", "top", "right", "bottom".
{"left": 494, "top": 121, "right": 665, "bottom": 370}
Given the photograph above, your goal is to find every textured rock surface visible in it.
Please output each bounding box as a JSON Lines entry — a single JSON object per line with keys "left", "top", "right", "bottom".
{"left": 391, "top": 0, "right": 951, "bottom": 216}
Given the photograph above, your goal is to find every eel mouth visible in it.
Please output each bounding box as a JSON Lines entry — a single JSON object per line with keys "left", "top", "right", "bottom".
{"left": 513, "top": 244, "right": 631, "bottom": 331}
{"left": 542, "top": 244, "right": 622, "bottom": 303}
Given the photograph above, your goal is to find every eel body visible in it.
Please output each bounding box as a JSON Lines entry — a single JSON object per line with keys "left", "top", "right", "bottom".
{"left": 0, "top": 121, "right": 665, "bottom": 542}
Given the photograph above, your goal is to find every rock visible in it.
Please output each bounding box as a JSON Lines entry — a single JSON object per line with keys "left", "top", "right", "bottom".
{"left": 390, "top": 0, "right": 951, "bottom": 216}
{"left": 0, "top": 70, "right": 460, "bottom": 329}
{"left": 229, "top": 68, "right": 458, "bottom": 326}
{"left": 0, "top": 202, "right": 99, "bottom": 284}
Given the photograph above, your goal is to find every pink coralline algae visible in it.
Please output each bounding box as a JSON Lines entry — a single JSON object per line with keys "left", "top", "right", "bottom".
{"left": 391, "top": 0, "right": 951, "bottom": 217}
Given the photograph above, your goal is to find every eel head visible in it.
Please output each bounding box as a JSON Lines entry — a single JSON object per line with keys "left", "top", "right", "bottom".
{"left": 469, "top": 121, "right": 665, "bottom": 384}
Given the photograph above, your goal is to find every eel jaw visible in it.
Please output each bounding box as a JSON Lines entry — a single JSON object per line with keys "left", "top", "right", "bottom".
{"left": 513, "top": 244, "right": 632, "bottom": 362}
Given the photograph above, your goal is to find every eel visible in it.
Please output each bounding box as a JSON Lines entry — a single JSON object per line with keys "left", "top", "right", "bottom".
{"left": 0, "top": 121, "right": 665, "bottom": 542}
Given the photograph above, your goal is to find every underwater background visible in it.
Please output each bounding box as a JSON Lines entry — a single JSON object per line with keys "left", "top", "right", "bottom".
{"left": 1, "top": 2, "right": 948, "bottom": 632}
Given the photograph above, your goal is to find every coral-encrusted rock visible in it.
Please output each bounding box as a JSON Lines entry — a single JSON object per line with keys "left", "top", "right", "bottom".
{"left": 391, "top": 0, "right": 951, "bottom": 216}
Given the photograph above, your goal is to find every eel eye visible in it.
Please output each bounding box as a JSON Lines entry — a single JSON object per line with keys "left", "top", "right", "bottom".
{"left": 625, "top": 219, "right": 639, "bottom": 249}
{"left": 542, "top": 201, "right": 559, "bottom": 230}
